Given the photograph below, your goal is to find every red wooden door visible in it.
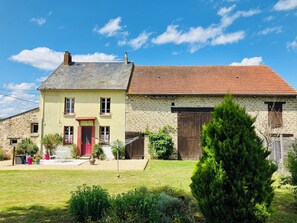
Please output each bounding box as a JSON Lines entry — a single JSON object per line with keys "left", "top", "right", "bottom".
{"left": 81, "top": 126, "right": 92, "bottom": 156}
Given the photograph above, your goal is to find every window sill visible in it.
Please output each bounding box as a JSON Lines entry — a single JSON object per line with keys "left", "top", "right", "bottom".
{"left": 64, "top": 113, "right": 76, "bottom": 117}
{"left": 100, "top": 113, "right": 112, "bottom": 117}
{"left": 30, "top": 133, "right": 39, "bottom": 137}
{"left": 100, "top": 141, "right": 110, "bottom": 145}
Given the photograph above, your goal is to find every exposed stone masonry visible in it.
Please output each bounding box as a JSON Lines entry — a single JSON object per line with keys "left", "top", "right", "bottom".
{"left": 0, "top": 108, "right": 39, "bottom": 151}
{"left": 126, "top": 95, "right": 297, "bottom": 165}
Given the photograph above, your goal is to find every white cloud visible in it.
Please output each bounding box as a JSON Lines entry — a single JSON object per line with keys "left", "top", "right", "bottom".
{"left": 218, "top": 5, "right": 236, "bottom": 17}
{"left": 30, "top": 17, "right": 46, "bottom": 26}
{"left": 4, "top": 82, "right": 36, "bottom": 91}
{"left": 73, "top": 53, "right": 117, "bottom": 62}
{"left": 258, "top": 26, "right": 282, "bottom": 35}
{"left": 118, "top": 31, "right": 152, "bottom": 50}
{"left": 10, "top": 47, "right": 62, "bottom": 70}
{"left": 220, "top": 8, "right": 261, "bottom": 28}
{"left": 264, "top": 16, "right": 275, "bottom": 21}
{"left": 229, "top": 57, "right": 263, "bottom": 66}
{"left": 36, "top": 76, "right": 48, "bottom": 83}
{"left": 273, "top": 0, "right": 297, "bottom": 11}
{"left": 151, "top": 6, "right": 260, "bottom": 53}
{"left": 211, "top": 31, "right": 245, "bottom": 45}
{"left": 152, "top": 25, "right": 222, "bottom": 45}
{"left": 9, "top": 47, "right": 118, "bottom": 71}
{"left": 287, "top": 37, "right": 297, "bottom": 50}
{"left": 93, "top": 17, "right": 123, "bottom": 37}
{"left": 0, "top": 82, "right": 39, "bottom": 118}
{"left": 151, "top": 25, "right": 182, "bottom": 44}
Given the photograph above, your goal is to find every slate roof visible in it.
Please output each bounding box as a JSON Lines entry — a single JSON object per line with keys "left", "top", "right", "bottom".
{"left": 0, "top": 107, "right": 39, "bottom": 122}
{"left": 39, "top": 62, "right": 133, "bottom": 90}
{"left": 127, "top": 65, "right": 297, "bottom": 96}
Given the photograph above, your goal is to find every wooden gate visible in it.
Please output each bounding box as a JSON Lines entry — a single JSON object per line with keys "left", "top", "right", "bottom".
{"left": 178, "top": 112, "right": 212, "bottom": 160}
{"left": 125, "top": 132, "right": 144, "bottom": 159}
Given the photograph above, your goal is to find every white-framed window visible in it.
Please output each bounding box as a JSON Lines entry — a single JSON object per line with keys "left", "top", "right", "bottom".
{"left": 64, "top": 126, "right": 74, "bottom": 144}
{"left": 64, "top": 97, "right": 75, "bottom": 114}
{"left": 31, "top": 123, "right": 39, "bottom": 133}
{"left": 100, "top": 98, "right": 111, "bottom": 114}
{"left": 100, "top": 126, "right": 110, "bottom": 144}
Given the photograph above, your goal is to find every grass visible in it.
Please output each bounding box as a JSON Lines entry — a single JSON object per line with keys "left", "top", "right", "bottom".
{"left": 0, "top": 160, "right": 297, "bottom": 222}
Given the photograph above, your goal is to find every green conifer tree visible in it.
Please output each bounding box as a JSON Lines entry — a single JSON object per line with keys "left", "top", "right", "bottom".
{"left": 190, "top": 95, "right": 277, "bottom": 223}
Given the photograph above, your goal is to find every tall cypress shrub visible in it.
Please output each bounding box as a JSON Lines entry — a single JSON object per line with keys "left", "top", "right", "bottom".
{"left": 190, "top": 95, "right": 277, "bottom": 223}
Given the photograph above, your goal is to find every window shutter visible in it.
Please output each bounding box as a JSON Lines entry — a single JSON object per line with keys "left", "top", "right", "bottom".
{"left": 265, "top": 102, "right": 285, "bottom": 128}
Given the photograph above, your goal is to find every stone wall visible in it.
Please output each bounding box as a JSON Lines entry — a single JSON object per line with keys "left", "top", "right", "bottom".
{"left": 126, "top": 95, "right": 297, "bottom": 165}
{"left": 0, "top": 108, "right": 39, "bottom": 151}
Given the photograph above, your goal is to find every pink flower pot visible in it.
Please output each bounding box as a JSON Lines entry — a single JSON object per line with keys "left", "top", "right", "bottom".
{"left": 27, "top": 157, "right": 33, "bottom": 165}
{"left": 45, "top": 154, "right": 50, "bottom": 160}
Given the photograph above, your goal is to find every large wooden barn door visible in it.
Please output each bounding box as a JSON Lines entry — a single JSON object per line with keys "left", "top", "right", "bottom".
{"left": 178, "top": 112, "right": 212, "bottom": 160}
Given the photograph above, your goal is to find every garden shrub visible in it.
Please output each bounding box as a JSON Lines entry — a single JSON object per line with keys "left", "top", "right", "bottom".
{"left": 71, "top": 144, "right": 79, "bottom": 159}
{"left": 150, "top": 186, "right": 198, "bottom": 216}
{"left": 111, "top": 139, "right": 125, "bottom": 159}
{"left": 146, "top": 125, "right": 175, "bottom": 159}
{"left": 286, "top": 140, "right": 297, "bottom": 185}
{"left": 93, "top": 143, "right": 106, "bottom": 159}
{"left": 69, "top": 184, "right": 111, "bottom": 222}
{"left": 110, "top": 186, "right": 196, "bottom": 223}
{"left": 111, "top": 187, "right": 159, "bottom": 222}
{"left": 0, "top": 147, "right": 11, "bottom": 160}
{"left": 16, "top": 138, "right": 38, "bottom": 157}
{"left": 190, "top": 95, "right": 277, "bottom": 223}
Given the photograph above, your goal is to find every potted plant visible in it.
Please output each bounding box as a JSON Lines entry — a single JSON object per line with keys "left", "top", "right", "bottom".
{"left": 41, "top": 133, "right": 63, "bottom": 160}
{"left": 16, "top": 138, "right": 39, "bottom": 164}
{"left": 34, "top": 154, "right": 42, "bottom": 165}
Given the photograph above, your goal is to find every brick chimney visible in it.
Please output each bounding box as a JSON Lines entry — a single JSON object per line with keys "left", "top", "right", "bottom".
{"left": 124, "top": 52, "right": 128, "bottom": 64}
{"left": 64, "top": 51, "right": 72, "bottom": 65}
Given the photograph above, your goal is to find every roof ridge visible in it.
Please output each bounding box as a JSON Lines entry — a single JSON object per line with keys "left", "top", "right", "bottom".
{"left": 134, "top": 65, "right": 269, "bottom": 67}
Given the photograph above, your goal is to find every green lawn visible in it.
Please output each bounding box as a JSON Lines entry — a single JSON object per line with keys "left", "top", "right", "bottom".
{"left": 0, "top": 160, "right": 296, "bottom": 222}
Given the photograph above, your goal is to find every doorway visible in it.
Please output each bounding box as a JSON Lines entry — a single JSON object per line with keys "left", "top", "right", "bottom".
{"left": 81, "top": 126, "right": 93, "bottom": 156}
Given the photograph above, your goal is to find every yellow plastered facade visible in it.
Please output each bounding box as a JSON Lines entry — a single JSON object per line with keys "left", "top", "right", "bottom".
{"left": 39, "top": 89, "right": 126, "bottom": 151}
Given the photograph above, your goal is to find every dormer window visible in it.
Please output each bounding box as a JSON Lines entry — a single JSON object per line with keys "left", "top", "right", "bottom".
{"left": 65, "top": 97, "right": 75, "bottom": 114}
{"left": 100, "top": 98, "right": 111, "bottom": 115}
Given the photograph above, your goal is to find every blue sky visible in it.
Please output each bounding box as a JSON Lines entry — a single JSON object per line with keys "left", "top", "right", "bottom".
{"left": 0, "top": 0, "right": 297, "bottom": 118}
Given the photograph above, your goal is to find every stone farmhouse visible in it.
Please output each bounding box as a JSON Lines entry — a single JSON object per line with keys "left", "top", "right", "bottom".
{"left": 1, "top": 51, "right": 296, "bottom": 169}
{"left": 126, "top": 66, "right": 297, "bottom": 169}
{"left": 0, "top": 108, "right": 39, "bottom": 150}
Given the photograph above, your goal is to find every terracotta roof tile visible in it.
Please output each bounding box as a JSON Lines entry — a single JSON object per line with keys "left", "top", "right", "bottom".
{"left": 127, "top": 65, "right": 297, "bottom": 95}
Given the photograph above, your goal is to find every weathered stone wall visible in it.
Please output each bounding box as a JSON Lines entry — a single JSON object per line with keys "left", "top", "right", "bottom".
{"left": 126, "top": 95, "right": 297, "bottom": 163}
{"left": 0, "top": 108, "right": 39, "bottom": 151}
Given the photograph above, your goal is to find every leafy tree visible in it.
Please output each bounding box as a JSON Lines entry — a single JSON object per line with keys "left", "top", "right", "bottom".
{"left": 190, "top": 95, "right": 277, "bottom": 223}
